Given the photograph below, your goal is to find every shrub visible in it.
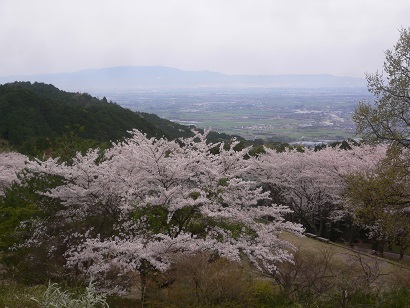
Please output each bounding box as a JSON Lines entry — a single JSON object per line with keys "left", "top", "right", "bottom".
{"left": 246, "top": 280, "right": 293, "bottom": 307}
{"left": 31, "top": 280, "right": 109, "bottom": 308}
{"left": 147, "top": 253, "right": 251, "bottom": 307}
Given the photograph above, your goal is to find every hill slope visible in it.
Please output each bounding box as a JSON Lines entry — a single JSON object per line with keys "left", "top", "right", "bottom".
{"left": 0, "top": 82, "right": 198, "bottom": 155}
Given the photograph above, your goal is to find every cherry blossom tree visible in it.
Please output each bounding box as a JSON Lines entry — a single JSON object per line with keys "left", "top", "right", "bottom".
{"left": 0, "top": 152, "right": 27, "bottom": 195}
{"left": 250, "top": 144, "right": 387, "bottom": 238}
{"left": 23, "top": 130, "right": 303, "bottom": 297}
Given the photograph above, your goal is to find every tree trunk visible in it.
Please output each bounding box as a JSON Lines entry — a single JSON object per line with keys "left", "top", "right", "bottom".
{"left": 140, "top": 272, "right": 147, "bottom": 308}
{"left": 399, "top": 246, "right": 405, "bottom": 260}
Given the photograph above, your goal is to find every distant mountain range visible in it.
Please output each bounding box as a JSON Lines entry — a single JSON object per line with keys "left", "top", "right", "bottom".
{"left": 0, "top": 66, "right": 366, "bottom": 92}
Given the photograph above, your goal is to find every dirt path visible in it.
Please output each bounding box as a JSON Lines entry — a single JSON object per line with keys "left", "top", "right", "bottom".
{"left": 351, "top": 246, "right": 410, "bottom": 261}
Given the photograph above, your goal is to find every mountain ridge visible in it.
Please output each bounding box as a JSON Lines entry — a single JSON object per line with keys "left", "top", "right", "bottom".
{"left": 0, "top": 66, "right": 366, "bottom": 92}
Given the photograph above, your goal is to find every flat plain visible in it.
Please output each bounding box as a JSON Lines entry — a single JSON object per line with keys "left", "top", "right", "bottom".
{"left": 102, "top": 87, "right": 372, "bottom": 143}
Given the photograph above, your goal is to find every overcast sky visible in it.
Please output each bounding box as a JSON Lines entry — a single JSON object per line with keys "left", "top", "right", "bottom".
{"left": 1, "top": 0, "right": 409, "bottom": 78}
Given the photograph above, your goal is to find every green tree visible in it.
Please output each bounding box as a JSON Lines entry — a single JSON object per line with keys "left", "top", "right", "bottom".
{"left": 0, "top": 173, "right": 67, "bottom": 284}
{"left": 353, "top": 28, "right": 410, "bottom": 147}
{"left": 343, "top": 146, "right": 410, "bottom": 258}
{"left": 351, "top": 27, "right": 410, "bottom": 258}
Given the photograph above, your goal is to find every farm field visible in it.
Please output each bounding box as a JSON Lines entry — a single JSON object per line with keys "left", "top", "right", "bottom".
{"left": 103, "top": 87, "right": 372, "bottom": 142}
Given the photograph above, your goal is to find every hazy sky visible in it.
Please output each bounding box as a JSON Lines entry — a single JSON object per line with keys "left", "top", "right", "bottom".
{"left": 1, "top": 0, "right": 409, "bottom": 77}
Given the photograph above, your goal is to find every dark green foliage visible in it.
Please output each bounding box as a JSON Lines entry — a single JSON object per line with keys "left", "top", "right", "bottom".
{"left": 0, "top": 172, "right": 64, "bottom": 251}
{"left": 206, "top": 130, "right": 244, "bottom": 145}
{"left": 0, "top": 85, "right": 52, "bottom": 146}
{"left": 313, "top": 138, "right": 361, "bottom": 151}
{"left": 0, "top": 82, "right": 195, "bottom": 156}
{"left": 0, "top": 173, "right": 67, "bottom": 284}
{"left": 0, "top": 183, "right": 38, "bottom": 250}
{"left": 247, "top": 145, "right": 266, "bottom": 157}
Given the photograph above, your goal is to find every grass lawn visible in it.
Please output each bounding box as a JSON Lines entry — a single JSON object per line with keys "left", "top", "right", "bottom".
{"left": 280, "top": 231, "right": 410, "bottom": 278}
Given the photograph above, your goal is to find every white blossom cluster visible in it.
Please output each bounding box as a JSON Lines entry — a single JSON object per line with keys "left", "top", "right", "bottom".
{"left": 250, "top": 144, "right": 387, "bottom": 233}
{"left": 0, "top": 152, "right": 27, "bottom": 195}
{"left": 25, "top": 130, "right": 303, "bottom": 292}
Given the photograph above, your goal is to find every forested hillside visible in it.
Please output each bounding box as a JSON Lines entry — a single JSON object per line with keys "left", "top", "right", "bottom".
{"left": 0, "top": 82, "right": 202, "bottom": 155}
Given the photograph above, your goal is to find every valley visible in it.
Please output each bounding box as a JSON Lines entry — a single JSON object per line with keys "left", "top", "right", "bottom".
{"left": 101, "top": 86, "right": 373, "bottom": 143}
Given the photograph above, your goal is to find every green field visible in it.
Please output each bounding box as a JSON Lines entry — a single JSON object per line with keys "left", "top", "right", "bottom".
{"left": 109, "top": 87, "right": 368, "bottom": 142}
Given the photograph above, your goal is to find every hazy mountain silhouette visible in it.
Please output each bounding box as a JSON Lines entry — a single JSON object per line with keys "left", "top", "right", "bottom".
{"left": 0, "top": 66, "right": 366, "bottom": 92}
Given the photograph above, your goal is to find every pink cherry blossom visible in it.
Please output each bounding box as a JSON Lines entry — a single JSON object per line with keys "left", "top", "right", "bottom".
{"left": 249, "top": 143, "right": 387, "bottom": 236}
{"left": 24, "top": 130, "right": 303, "bottom": 293}
{"left": 0, "top": 152, "right": 27, "bottom": 195}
